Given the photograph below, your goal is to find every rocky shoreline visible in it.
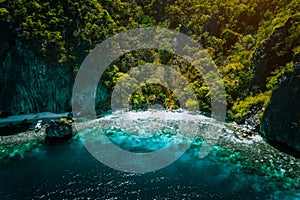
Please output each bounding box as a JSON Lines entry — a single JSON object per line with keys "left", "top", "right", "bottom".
{"left": 0, "top": 111, "right": 299, "bottom": 189}
{"left": 0, "top": 112, "right": 70, "bottom": 136}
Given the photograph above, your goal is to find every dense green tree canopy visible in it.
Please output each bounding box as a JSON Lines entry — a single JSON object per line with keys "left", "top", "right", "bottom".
{"left": 0, "top": 0, "right": 299, "bottom": 122}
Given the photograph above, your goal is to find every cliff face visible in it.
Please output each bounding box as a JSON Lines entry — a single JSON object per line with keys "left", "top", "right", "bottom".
{"left": 261, "top": 63, "right": 300, "bottom": 152}
{"left": 0, "top": 20, "right": 74, "bottom": 116}
{"left": 251, "top": 16, "right": 298, "bottom": 92}
{"left": 0, "top": 40, "right": 110, "bottom": 116}
{"left": 0, "top": 32, "right": 73, "bottom": 115}
{"left": 251, "top": 14, "right": 300, "bottom": 153}
{"left": 0, "top": 20, "right": 110, "bottom": 117}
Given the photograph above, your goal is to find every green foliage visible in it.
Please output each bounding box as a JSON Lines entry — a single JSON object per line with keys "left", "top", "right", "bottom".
{"left": 266, "top": 62, "right": 294, "bottom": 90}
{"left": 0, "top": 0, "right": 151, "bottom": 63}
{"left": 0, "top": 7, "right": 8, "bottom": 17}
{"left": 229, "top": 91, "right": 272, "bottom": 123}
{"left": 185, "top": 99, "right": 198, "bottom": 111}
{"left": 1, "top": 0, "right": 299, "bottom": 122}
{"left": 222, "top": 62, "right": 251, "bottom": 105}
{"left": 221, "top": 29, "right": 241, "bottom": 49}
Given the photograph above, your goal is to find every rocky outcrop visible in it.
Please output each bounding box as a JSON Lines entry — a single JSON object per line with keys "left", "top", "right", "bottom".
{"left": 0, "top": 21, "right": 73, "bottom": 115}
{"left": 251, "top": 15, "right": 299, "bottom": 91}
{"left": 261, "top": 63, "right": 300, "bottom": 152}
{"left": 0, "top": 21, "right": 109, "bottom": 117}
{"left": 45, "top": 120, "right": 72, "bottom": 138}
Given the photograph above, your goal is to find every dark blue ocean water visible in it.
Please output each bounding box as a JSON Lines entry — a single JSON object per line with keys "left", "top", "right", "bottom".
{"left": 0, "top": 128, "right": 299, "bottom": 200}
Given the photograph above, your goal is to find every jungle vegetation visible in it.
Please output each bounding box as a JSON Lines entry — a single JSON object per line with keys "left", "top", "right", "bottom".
{"left": 0, "top": 0, "right": 299, "bottom": 123}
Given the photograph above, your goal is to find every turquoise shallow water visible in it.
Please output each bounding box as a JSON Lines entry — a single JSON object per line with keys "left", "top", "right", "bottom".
{"left": 0, "top": 127, "right": 299, "bottom": 199}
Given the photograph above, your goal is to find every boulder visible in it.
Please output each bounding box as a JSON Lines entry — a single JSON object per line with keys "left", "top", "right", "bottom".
{"left": 45, "top": 120, "right": 72, "bottom": 138}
